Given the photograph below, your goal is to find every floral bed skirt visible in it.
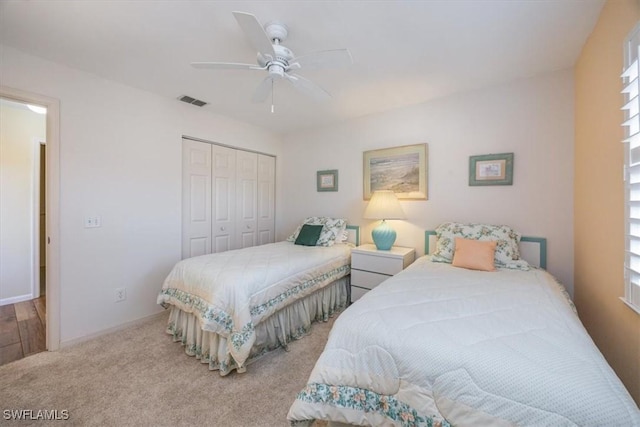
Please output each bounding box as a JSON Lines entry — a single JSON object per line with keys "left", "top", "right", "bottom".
{"left": 165, "top": 275, "right": 349, "bottom": 376}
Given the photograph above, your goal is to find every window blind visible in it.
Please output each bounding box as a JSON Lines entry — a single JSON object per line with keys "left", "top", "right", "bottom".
{"left": 623, "top": 24, "right": 640, "bottom": 313}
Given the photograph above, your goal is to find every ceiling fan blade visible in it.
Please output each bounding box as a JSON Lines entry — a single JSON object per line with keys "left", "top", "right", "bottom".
{"left": 284, "top": 73, "right": 331, "bottom": 101}
{"left": 191, "top": 62, "right": 265, "bottom": 71}
{"left": 256, "top": 52, "right": 269, "bottom": 67}
{"left": 232, "top": 11, "right": 276, "bottom": 60}
{"left": 289, "top": 49, "right": 353, "bottom": 70}
{"left": 252, "top": 76, "right": 273, "bottom": 103}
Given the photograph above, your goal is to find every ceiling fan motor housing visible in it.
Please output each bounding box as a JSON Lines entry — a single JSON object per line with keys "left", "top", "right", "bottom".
{"left": 267, "top": 44, "right": 294, "bottom": 78}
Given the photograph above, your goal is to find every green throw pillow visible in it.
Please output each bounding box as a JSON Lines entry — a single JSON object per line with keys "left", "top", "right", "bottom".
{"left": 294, "top": 224, "right": 323, "bottom": 246}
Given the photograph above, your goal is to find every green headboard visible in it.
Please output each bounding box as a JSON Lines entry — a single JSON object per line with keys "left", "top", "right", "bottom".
{"left": 424, "top": 230, "right": 547, "bottom": 269}
{"left": 346, "top": 225, "right": 360, "bottom": 246}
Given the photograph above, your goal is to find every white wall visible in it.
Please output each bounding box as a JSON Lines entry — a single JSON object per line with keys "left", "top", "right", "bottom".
{"left": 1, "top": 45, "right": 284, "bottom": 344}
{"left": 0, "top": 102, "right": 46, "bottom": 303}
{"left": 0, "top": 40, "right": 574, "bottom": 343}
{"left": 281, "top": 69, "right": 575, "bottom": 292}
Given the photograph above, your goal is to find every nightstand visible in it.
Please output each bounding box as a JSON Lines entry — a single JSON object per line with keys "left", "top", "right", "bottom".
{"left": 350, "top": 244, "right": 416, "bottom": 303}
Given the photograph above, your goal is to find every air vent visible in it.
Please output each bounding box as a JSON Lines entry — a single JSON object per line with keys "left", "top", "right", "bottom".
{"left": 178, "top": 95, "right": 208, "bottom": 107}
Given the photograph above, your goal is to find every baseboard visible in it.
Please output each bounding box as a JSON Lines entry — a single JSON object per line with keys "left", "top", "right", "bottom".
{"left": 0, "top": 293, "right": 35, "bottom": 307}
{"left": 60, "top": 309, "right": 168, "bottom": 349}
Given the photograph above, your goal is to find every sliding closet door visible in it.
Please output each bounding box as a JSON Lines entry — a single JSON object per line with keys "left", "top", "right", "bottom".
{"left": 182, "top": 138, "right": 276, "bottom": 258}
{"left": 235, "top": 150, "right": 258, "bottom": 249}
{"left": 212, "top": 145, "right": 236, "bottom": 253}
{"left": 257, "top": 154, "right": 275, "bottom": 245}
{"left": 181, "top": 139, "right": 212, "bottom": 259}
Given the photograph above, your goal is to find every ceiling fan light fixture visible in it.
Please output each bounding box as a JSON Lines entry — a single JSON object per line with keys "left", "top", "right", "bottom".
{"left": 269, "top": 64, "right": 285, "bottom": 78}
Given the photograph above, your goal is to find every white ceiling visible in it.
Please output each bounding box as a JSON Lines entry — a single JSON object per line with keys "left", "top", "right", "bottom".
{"left": 0, "top": 0, "right": 604, "bottom": 135}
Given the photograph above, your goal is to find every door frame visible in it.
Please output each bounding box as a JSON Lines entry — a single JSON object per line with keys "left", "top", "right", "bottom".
{"left": 1, "top": 86, "right": 61, "bottom": 351}
{"left": 32, "top": 138, "right": 46, "bottom": 299}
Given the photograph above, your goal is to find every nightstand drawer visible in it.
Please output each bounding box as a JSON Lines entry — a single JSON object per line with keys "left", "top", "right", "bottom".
{"left": 352, "top": 252, "right": 404, "bottom": 275}
{"left": 351, "top": 286, "right": 370, "bottom": 302}
{"left": 351, "top": 269, "right": 389, "bottom": 290}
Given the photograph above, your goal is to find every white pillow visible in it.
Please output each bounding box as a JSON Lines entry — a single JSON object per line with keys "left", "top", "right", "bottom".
{"left": 287, "top": 217, "right": 347, "bottom": 247}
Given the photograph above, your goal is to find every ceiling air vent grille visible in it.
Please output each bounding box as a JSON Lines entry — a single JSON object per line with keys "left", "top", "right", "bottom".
{"left": 178, "top": 95, "right": 208, "bottom": 107}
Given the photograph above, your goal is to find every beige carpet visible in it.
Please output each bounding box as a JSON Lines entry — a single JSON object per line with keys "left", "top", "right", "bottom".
{"left": 0, "top": 311, "right": 336, "bottom": 426}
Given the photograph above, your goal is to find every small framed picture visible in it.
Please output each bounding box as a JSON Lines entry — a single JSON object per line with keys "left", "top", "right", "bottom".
{"left": 469, "top": 153, "right": 514, "bottom": 186}
{"left": 317, "top": 169, "right": 338, "bottom": 192}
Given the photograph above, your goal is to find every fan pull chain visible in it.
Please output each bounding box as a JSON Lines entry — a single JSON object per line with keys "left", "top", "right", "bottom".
{"left": 271, "top": 79, "right": 275, "bottom": 113}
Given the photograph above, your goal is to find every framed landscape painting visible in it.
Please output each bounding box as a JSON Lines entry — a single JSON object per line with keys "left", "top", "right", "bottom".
{"left": 363, "top": 143, "right": 428, "bottom": 200}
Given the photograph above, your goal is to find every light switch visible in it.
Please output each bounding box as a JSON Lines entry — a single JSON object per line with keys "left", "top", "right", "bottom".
{"left": 84, "top": 216, "right": 102, "bottom": 228}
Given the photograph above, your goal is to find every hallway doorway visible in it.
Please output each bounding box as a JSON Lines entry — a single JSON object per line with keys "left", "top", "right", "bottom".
{"left": 0, "top": 98, "right": 47, "bottom": 364}
{"left": 0, "top": 86, "right": 60, "bottom": 353}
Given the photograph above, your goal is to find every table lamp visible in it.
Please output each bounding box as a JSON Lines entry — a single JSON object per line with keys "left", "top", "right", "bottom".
{"left": 364, "top": 190, "right": 406, "bottom": 250}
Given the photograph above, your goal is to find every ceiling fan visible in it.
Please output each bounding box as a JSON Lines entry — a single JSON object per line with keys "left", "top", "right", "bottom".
{"left": 191, "top": 11, "right": 353, "bottom": 107}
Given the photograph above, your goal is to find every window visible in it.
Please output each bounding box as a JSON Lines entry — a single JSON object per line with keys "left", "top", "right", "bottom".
{"left": 622, "top": 23, "right": 640, "bottom": 314}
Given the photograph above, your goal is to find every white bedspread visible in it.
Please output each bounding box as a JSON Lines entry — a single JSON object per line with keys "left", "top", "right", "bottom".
{"left": 288, "top": 256, "right": 640, "bottom": 426}
{"left": 157, "top": 241, "right": 351, "bottom": 370}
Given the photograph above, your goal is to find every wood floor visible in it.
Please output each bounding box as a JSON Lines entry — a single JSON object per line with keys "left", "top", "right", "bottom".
{"left": 0, "top": 296, "right": 46, "bottom": 366}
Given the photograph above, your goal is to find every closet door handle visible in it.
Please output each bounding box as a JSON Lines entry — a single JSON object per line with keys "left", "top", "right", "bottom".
{"left": 220, "top": 227, "right": 226, "bottom": 231}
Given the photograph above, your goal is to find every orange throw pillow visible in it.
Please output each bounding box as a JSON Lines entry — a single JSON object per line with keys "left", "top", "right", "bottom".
{"left": 452, "top": 238, "right": 497, "bottom": 272}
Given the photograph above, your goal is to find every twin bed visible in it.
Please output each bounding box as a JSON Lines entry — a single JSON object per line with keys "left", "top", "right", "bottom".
{"left": 287, "top": 225, "right": 640, "bottom": 426}
{"left": 157, "top": 218, "right": 359, "bottom": 375}
{"left": 158, "top": 220, "right": 640, "bottom": 425}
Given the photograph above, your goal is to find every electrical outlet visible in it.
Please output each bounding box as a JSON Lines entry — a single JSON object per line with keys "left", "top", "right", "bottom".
{"left": 115, "top": 287, "right": 126, "bottom": 302}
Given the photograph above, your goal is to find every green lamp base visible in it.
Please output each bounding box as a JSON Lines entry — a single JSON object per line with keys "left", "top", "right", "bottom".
{"left": 372, "top": 220, "right": 396, "bottom": 250}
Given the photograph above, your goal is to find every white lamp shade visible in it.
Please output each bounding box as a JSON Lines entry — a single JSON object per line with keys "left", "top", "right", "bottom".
{"left": 364, "top": 190, "right": 406, "bottom": 220}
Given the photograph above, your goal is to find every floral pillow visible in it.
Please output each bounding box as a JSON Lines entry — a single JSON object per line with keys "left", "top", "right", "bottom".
{"left": 431, "top": 222, "right": 530, "bottom": 270}
{"left": 287, "top": 217, "right": 347, "bottom": 247}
